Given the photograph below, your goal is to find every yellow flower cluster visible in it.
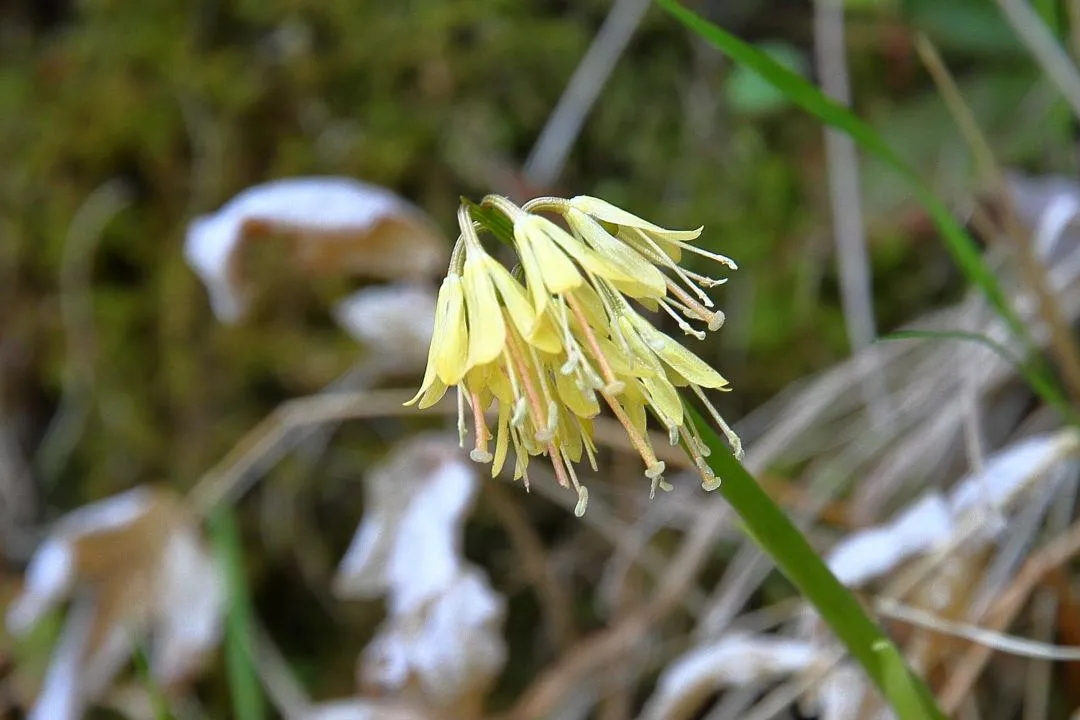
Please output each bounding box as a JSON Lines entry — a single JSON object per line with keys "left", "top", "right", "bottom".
{"left": 406, "top": 195, "right": 740, "bottom": 515}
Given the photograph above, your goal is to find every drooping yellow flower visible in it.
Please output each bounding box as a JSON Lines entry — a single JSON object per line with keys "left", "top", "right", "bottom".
{"left": 406, "top": 194, "right": 741, "bottom": 514}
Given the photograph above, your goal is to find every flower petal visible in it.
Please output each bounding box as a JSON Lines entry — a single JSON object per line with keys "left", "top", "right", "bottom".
{"left": 485, "top": 258, "right": 562, "bottom": 354}
{"left": 564, "top": 209, "right": 667, "bottom": 299}
{"left": 515, "top": 216, "right": 584, "bottom": 299}
{"left": 434, "top": 275, "right": 469, "bottom": 385}
{"left": 569, "top": 196, "right": 703, "bottom": 242}
{"left": 628, "top": 313, "right": 729, "bottom": 389}
{"left": 554, "top": 370, "right": 600, "bottom": 419}
{"left": 406, "top": 277, "right": 456, "bottom": 406}
{"left": 641, "top": 373, "right": 684, "bottom": 428}
{"left": 463, "top": 253, "right": 505, "bottom": 368}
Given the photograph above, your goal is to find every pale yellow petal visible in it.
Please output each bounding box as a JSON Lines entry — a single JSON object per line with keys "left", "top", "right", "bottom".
{"left": 404, "top": 290, "right": 446, "bottom": 406}
{"left": 641, "top": 373, "right": 684, "bottom": 427}
{"left": 565, "top": 208, "right": 667, "bottom": 299}
{"left": 629, "top": 314, "right": 729, "bottom": 389}
{"left": 535, "top": 216, "right": 641, "bottom": 289}
{"left": 416, "top": 376, "right": 450, "bottom": 409}
{"left": 621, "top": 381, "right": 650, "bottom": 439}
{"left": 617, "top": 315, "right": 664, "bottom": 375}
{"left": 434, "top": 275, "right": 469, "bottom": 385}
{"left": 492, "top": 403, "right": 511, "bottom": 477}
{"left": 569, "top": 195, "right": 703, "bottom": 242}
{"left": 568, "top": 284, "right": 609, "bottom": 330}
{"left": 526, "top": 218, "right": 584, "bottom": 294}
{"left": 554, "top": 369, "right": 600, "bottom": 419}
{"left": 557, "top": 406, "right": 584, "bottom": 463}
{"left": 513, "top": 225, "right": 551, "bottom": 316}
{"left": 486, "top": 259, "right": 562, "bottom": 354}
{"left": 463, "top": 253, "right": 505, "bottom": 368}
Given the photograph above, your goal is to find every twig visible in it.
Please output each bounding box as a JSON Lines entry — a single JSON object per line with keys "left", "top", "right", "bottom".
{"left": 875, "top": 596, "right": 1080, "bottom": 661}
{"left": 505, "top": 500, "right": 728, "bottom": 720}
{"left": 995, "top": 0, "right": 1080, "bottom": 118}
{"left": 813, "top": 0, "right": 890, "bottom": 426}
{"left": 35, "top": 180, "right": 132, "bottom": 487}
{"left": 939, "top": 516, "right": 1080, "bottom": 712}
{"left": 187, "top": 389, "right": 452, "bottom": 515}
{"left": 523, "top": 0, "right": 652, "bottom": 188}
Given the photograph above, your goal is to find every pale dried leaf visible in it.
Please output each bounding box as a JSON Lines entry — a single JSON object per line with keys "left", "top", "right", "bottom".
{"left": 824, "top": 429, "right": 1080, "bottom": 589}
{"left": 6, "top": 486, "right": 224, "bottom": 718}
{"left": 827, "top": 493, "right": 953, "bottom": 588}
{"left": 302, "top": 698, "right": 426, "bottom": 720}
{"left": 332, "top": 435, "right": 477, "bottom": 612}
{"left": 641, "top": 634, "right": 824, "bottom": 720}
{"left": 359, "top": 567, "right": 506, "bottom": 712}
{"left": 332, "top": 283, "right": 437, "bottom": 376}
{"left": 332, "top": 435, "right": 506, "bottom": 713}
{"left": 185, "top": 177, "right": 448, "bottom": 322}
{"left": 807, "top": 663, "right": 875, "bottom": 720}
{"left": 947, "top": 429, "right": 1080, "bottom": 518}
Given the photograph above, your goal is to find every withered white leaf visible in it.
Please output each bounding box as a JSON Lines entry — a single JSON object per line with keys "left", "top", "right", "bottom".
{"left": 825, "top": 428, "right": 1080, "bottom": 589}
{"left": 359, "top": 567, "right": 506, "bottom": 712}
{"left": 332, "top": 435, "right": 476, "bottom": 611}
{"left": 6, "top": 486, "right": 224, "bottom": 719}
{"left": 332, "top": 282, "right": 437, "bottom": 377}
{"left": 332, "top": 435, "right": 506, "bottom": 714}
{"left": 185, "top": 177, "right": 448, "bottom": 323}
{"left": 641, "top": 634, "right": 825, "bottom": 720}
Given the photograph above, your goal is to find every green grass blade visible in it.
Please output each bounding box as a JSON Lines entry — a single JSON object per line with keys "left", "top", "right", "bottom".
{"left": 131, "top": 642, "right": 173, "bottom": 720}
{"left": 210, "top": 508, "right": 266, "bottom": 720}
{"left": 688, "top": 405, "right": 946, "bottom": 718}
{"left": 655, "top": 0, "right": 1036, "bottom": 358}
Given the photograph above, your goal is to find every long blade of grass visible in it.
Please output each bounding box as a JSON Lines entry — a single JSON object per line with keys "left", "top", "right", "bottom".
{"left": 688, "top": 405, "right": 946, "bottom": 719}
{"left": 655, "top": 0, "right": 1036, "bottom": 362}
{"left": 210, "top": 508, "right": 266, "bottom": 720}
{"left": 131, "top": 642, "right": 173, "bottom": 720}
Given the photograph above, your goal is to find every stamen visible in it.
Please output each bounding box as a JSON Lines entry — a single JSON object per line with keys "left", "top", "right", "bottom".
{"left": 648, "top": 471, "right": 672, "bottom": 499}
{"left": 560, "top": 447, "right": 582, "bottom": 491}
{"left": 691, "top": 384, "right": 744, "bottom": 459}
{"left": 501, "top": 344, "right": 528, "bottom": 422}
{"left": 527, "top": 343, "right": 559, "bottom": 441}
{"left": 684, "top": 268, "right": 728, "bottom": 288}
{"left": 679, "top": 426, "right": 719, "bottom": 490}
{"left": 624, "top": 227, "right": 715, "bottom": 307}
{"left": 657, "top": 297, "right": 706, "bottom": 340}
{"left": 584, "top": 272, "right": 631, "bottom": 353}
{"left": 602, "top": 390, "right": 666, "bottom": 478}
{"left": 567, "top": 292, "right": 625, "bottom": 394}
{"left": 683, "top": 408, "right": 711, "bottom": 457}
{"left": 505, "top": 329, "right": 551, "bottom": 443}
{"left": 548, "top": 442, "right": 571, "bottom": 488}
{"left": 669, "top": 239, "right": 739, "bottom": 269}
{"left": 574, "top": 485, "right": 589, "bottom": 517}
{"left": 512, "top": 397, "right": 528, "bottom": 426}
{"left": 456, "top": 386, "right": 468, "bottom": 449}
{"left": 667, "top": 279, "right": 725, "bottom": 332}
{"left": 469, "top": 390, "right": 493, "bottom": 463}
{"left": 576, "top": 416, "right": 599, "bottom": 471}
